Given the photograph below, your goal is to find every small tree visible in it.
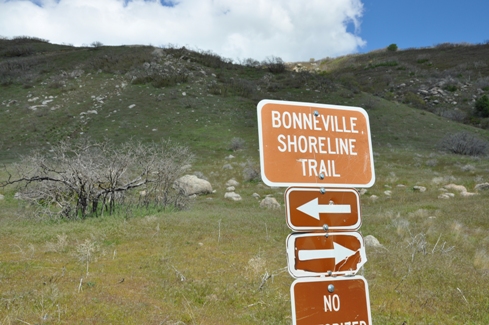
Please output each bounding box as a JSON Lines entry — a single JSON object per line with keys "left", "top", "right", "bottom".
{"left": 474, "top": 95, "right": 489, "bottom": 117}
{"left": 387, "top": 43, "right": 398, "bottom": 52}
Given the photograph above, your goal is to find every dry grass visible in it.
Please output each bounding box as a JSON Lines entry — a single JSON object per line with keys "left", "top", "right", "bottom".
{"left": 1, "top": 146, "right": 489, "bottom": 324}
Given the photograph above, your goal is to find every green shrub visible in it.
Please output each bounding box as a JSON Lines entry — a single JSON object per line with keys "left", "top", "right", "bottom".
{"left": 403, "top": 91, "right": 426, "bottom": 109}
{"left": 474, "top": 95, "right": 489, "bottom": 117}
{"left": 387, "top": 43, "right": 398, "bottom": 52}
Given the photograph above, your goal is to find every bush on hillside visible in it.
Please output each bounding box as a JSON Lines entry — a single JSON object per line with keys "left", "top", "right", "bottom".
{"left": 263, "top": 56, "right": 286, "bottom": 73}
{"left": 438, "top": 131, "right": 489, "bottom": 156}
{"left": 387, "top": 43, "right": 398, "bottom": 52}
{"left": 474, "top": 95, "right": 489, "bottom": 117}
{"left": 229, "top": 137, "right": 246, "bottom": 151}
{"left": 242, "top": 160, "right": 261, "bottom": 182}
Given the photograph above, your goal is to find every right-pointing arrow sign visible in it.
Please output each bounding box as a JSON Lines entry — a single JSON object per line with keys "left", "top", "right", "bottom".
{"left": 297, "top": 198, "right": 351, "bottom": 220}
{"left": 286, "top": 232, "right": 366, "bottom": 278}
{"left": 298, "top": 242, "right": 356, "bottom": 265}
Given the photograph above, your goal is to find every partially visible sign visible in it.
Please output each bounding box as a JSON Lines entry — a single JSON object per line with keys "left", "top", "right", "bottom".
{"left": 285, "top": 187, "right": 361, "bottom": 232}
{"left": 286, "top": 232, "right": 366, "bottom": 278}
{"left": 291, "top": 276, "right": 372, "bottom": 325}
{"left": 257, "top": 100, "right": 375, "bottom": 188}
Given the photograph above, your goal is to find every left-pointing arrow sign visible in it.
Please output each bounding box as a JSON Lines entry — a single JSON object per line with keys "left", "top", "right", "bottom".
{"left": 297, "top": 198, "right": 351, "bottom": 220}
{"left": 285, "top": 187, "right": 361, "bottom": 232}
{"left": 298, "top": 242, "right": 356, "bottom": 265}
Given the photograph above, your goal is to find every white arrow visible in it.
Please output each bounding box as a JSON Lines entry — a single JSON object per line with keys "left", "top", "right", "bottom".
{"left": 297, "top": 198, "right": 351, "bottom": 220}
{"left": 298, "top": 242, "right": 356, "bottom": 265}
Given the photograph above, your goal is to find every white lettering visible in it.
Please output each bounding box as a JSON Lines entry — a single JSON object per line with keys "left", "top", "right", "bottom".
{"left": 303, "top": 113, "right": 312, "bottom": 130}
{"left": 293, "top": 113, "right": 302, "bottom": 129}
{"left": 327, "top": 138, "right": 336, "bottom": 154}
{"left": 283, "top": 112, "right": 292, "bottom": 129}
{"left": 318, "top": 137, "right": 326, "bottom": 154}
{"left": 349, "top": 139, "right": 357, "bottom": 155}
{"left": 272, "top": 111, "right": 281, "bottom": 128}
{"left": 299, "top": 159, "right": 307, "bottom": 176}
{"left": 314, "top": 115, "right": 321, "bottom": 130}
{"left": 277, "top": 134, "right": 286, "bottom": 152}
{"left": 339, "top": 138, "right": 349, "bottom": 155}
{"left": 324, "top": 294, "right": 340, "bottom": 312}
{"left": 322, "top": 115, "right": 333, "bottom": 131}
{"left": 287, "top": 135, "right": 297, "bottom": 152}
{"left": 332, "top": 160, "right": 340, "bottom": 177}
{"left": 298, "top": 136, "right": 308, "bottom": 153}
{"left": 350, "top": 117, "right": 358, "bottom": 133}
{"left": 308, "top": 159, "right": 318, "bottom": 177}
{"left": 334, "top": 116, "right": 342, "bottom": 132}
{"left": 295, "top": 159, "right": 341, "bottom": 178}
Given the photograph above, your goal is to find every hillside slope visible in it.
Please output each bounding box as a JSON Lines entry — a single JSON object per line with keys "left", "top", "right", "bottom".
{"left": 1, "top": 37, "right": 489, "bottom": 163}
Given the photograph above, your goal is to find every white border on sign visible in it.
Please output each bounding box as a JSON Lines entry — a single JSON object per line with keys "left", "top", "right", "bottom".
{"left": 257, "top": 99, "right": 376, "bottom": 188}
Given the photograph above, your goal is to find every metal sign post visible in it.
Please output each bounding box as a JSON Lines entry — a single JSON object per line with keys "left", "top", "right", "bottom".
{"left": 256, "top": 99, "right": 375, "bottom": 325}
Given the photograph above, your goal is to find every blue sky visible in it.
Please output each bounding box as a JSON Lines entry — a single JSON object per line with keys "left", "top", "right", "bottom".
{"left": 359, "top": 0, "right": 489, "bottom": 52}
{"left": 0, "top": 0, "right": 487, "bottom": 62}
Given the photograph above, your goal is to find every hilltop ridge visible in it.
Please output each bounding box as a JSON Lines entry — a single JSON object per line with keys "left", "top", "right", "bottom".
{"left": 1, "top": 37, "right": 488, "bottom": 161}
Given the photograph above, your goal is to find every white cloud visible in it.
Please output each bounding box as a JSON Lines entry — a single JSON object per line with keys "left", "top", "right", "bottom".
{"left": 0, "top": 0, "right": 365, "bottom": 61}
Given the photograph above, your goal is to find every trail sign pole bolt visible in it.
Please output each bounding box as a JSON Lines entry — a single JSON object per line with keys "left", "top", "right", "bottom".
{"left": 328, "top": 284, "right": 335, "bottom": 293}
{"left": 320, "top": 187, "right": 326, "bottom": 194}
{"left": 319, "top": 173, "right": 325, "bottom": 180}
{"left": 314, "top": 110, "right": 319, "bottom": 117}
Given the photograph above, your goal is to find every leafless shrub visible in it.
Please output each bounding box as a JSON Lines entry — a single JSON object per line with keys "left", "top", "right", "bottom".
{"left": 438, "top": 131, "right": 489, "bottom": 156}
{"left": 242, "top": 160, "right": 261, "bottom": 182}
{"left": 240, "top": 58, "right": 260, "bottom": 67}
{"left": 1, "top": 138, "right": 194, "bottom": 220}
{"left": 229, "top": 137, "right": 246, "bottom": 151}
{"left": 75, "top": 239, "right": 98, "bottom": 276}
{"left": 262, "top": 56, "right": 286, "bottom": 74}
{"left": 436, "top": 107, "right": 467, "bottom": 122}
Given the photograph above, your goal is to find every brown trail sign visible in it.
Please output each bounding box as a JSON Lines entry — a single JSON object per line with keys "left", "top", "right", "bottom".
{"left": 257, "top": 100, "right": 375, "bottom": 188}
{"left": 285, "top": 187, "right": 361, "bottom": 232}
{"left": 291, "top": 276, "right": 372, "bottom": 325}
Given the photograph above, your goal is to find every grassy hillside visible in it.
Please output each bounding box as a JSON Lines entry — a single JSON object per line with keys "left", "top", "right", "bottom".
{"left": 1, "top": 37, "right": 489, "bottom": 324}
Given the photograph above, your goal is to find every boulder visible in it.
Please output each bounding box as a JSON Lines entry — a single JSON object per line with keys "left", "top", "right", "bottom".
{"left": 226, "top": 179, "right": 240, "bottom": 187}
{"left": 173, "top": 175, "right": 212, "bottom": 196}
{"left": 413, "top": 186, "right": 427, "bottom": 192}
{"left": 0, "top": 194, "right": 4, "bottom": 200}
{"left": 444, "top": 184, "right": 467, "bottom": 192}
{"left": 259, "top": 196, "right": 281, "bottom": 210}
{"left": 460, "top": 191, "right": 478, "bottom": 197}
{"left": 369, "top": 195, "right": 379, "bottom": 202}
{"left": 224, "top": 192, "right": 242, "bottom": 201}
{"left": 364, "top": 235, "right": 383, "bottom": 248}
{"left": 475, "top": 183, "right": 489, "bottom": 191}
